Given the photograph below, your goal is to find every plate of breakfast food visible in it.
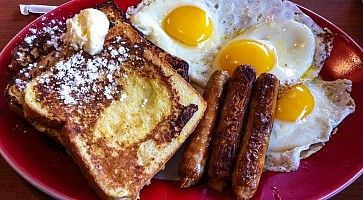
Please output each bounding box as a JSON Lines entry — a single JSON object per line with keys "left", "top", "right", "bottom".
{"left": 0, "top": 0, "right": 362, "bottom": 199}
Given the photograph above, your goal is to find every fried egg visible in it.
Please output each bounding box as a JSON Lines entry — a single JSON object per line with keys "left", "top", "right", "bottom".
{"left": 213, "top": 20, "right": 316, "bottom": 84}
{"left": 128, "top": 0, "right": 333, "bottom": 87}
{"left": 265, "top": 79, "right": 356, "bottom": 172}
{"left": 129, "top": 0, "right": 224, "bottom": 86}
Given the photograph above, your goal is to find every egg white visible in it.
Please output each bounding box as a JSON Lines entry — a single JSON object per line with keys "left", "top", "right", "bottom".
{"left": 213, "top": 20, "right": 316, "bottom": 84}
{"left": 265, "top": 79, "right": 355, "bottom": 172}
{"left": 129, "top": 0, "right": 224, "bottom": 86}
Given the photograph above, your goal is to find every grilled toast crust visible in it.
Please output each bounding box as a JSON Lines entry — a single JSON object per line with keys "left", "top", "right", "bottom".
{"left": 19, "top": 2, "right": 206, "bottom": 199}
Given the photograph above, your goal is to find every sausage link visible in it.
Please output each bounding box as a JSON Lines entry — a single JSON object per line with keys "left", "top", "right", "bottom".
{"left": 232, "top": 73, "right": 279, "bottom": 200}
{"left": 179, "top": 70, "right": 230, "bottom": 188}
{"left": 208, "top": 65, "right": 256, "bottom": 192}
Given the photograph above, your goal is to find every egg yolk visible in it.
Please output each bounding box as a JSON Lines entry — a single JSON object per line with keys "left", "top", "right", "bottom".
{"left": 163, "top": 6, "right": 212, "bottom": 46}
{"left": 275, "top": 84, "right": 315, "bottom": 122}
{"left": 218, "top": 40, "right": 275, "bottom": 75}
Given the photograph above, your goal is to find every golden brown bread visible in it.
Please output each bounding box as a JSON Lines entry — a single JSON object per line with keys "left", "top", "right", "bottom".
{"left": 232, "top": 73, "right": 279, "bottom": 200}
{"left": 6, "top": 1, "right": 190, "bottom": 143}
{"left": 179, "top": 70, "right": 230, "bottom": 188}
{"left": 23, "top": 19, "right": 206, "bottom": 200}
{"left": 207, "top": 65, "right": 256, "bottom": 192}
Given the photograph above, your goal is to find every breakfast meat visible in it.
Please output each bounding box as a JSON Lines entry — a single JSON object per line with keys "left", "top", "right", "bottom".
{"left": 265, "top": 79, "right": 355, "bottom": 172}
{"left": 179, "top": 70, "right": 230, "bottom": 188}
{"left": 128, "top": 0, "right": 333, "bottom": 87}
{"left": 208, "top": 65, "right": 256, "bottom": 192}
{"left": 232, "top": 73, "right": 279, "bottom": 200}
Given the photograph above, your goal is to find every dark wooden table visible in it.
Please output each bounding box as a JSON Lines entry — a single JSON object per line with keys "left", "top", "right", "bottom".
{"left": 0, "top": 0, "right": 362, "bottom": 199}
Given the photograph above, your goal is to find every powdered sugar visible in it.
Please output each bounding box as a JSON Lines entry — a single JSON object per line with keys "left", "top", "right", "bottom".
{"left": 37, "top": 38, "right": 132, "bottom": 106}
{"left": 22, "top": 19, "right": 64, "bottom": 49}
{"left": 14, "top": 62, "right": 39, "bottom": 90}
{"left": 120, "top": 93, "right": 127, "bottom": 102}
{"left": 141, "top": 98, "right": 148, "bottom": 107}
{"left": 24, "top": 35, "right": 37, "bottom": 45}
{"left": 12, "top": 18, "right": 66, "bottom": 92}
{"left": 29, "top": 28, "right": 37, "bottom": 34}
{"left": 60, "top": 85, "right": 77, "bottom": 104}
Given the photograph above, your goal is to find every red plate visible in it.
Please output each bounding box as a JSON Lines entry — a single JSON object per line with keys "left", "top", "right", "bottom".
{"left": 0, "top": 0, "right": 362, "bottom": 199}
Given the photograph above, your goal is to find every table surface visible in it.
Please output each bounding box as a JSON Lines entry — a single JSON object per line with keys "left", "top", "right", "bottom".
{"left": 0, "top": 0, "right": 362, "bottom": 199}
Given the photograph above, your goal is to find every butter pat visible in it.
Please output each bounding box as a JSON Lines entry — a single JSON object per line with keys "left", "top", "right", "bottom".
{"left": 64, "top": 8, "right": 109, "bottom": 55}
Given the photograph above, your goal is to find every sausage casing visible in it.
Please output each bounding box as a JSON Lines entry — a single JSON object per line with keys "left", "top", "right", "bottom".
{"left": 232, "top": 73, "right": 279, "bottom": 200}
{"left": 208, "top": 65, "right": 256, "bottom": 192}
{"left": 179, "top": 70, "right": 230, "bottom": 188}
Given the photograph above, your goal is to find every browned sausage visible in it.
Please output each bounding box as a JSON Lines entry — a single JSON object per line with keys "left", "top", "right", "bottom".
{"left": 179, "top": 70, "right": 230, "bottom": 188}
{"left": 208, "top": 65, "right": 256, "bottom": 192}
{"left": 232, "top": 73, "right": 279, "bottom": 200}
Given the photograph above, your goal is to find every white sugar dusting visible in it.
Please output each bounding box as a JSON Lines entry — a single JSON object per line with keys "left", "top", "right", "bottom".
{"left": 24, "top": 35, "right": 37, "bottom": 44}
{"left": 141, "top": 98, "right": 148, "bottom": 107}
{"left": 23, "top": 20, "right": 64, "bottom": 49}
{"left": 15, "top": 63, "right": 39, "bottom": 90}
{"left": 29, "top": 28, "right": 37, "bottom": 34}
{"left": 104, "top": 86, "right": 113, "bottom": 100}
{"left": 60, "top": 85, "right": 76, "bottom": 104}
{"left": 12, "top": 17, "right": 143, "bottom": 108}
{"left": 120, "top": 93, "right": 127, "bottom": 102}
{"left": 37, "top": 38, "right": 133, "bottom": 105}
{"left": 13, "top": 18, "right": 66, "bottom": 92}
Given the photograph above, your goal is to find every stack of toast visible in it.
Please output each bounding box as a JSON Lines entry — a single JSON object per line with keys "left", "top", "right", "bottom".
{"left": 6, "top": 1, "right": 206, "bottom": 199}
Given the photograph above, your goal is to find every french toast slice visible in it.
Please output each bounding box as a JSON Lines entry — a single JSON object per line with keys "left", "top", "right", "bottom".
{"left": 6, "top": 1, "right": 189, "bottom": 143}
{"left": 6, "top": 17, "right": 67, "bottom": 134}
{"left": 22, "top": 5, "right": 206, "bottom": 199}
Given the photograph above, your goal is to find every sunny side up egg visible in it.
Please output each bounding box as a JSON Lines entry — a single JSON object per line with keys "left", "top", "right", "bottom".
{"left": 129, "top": 0, "right": 224, "bottom": 86}
{"left": 265, "top": 79, "right": 356, "bottom": 172}
{"left": 213, "top": 20, "right": 316, "bottom": 83}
